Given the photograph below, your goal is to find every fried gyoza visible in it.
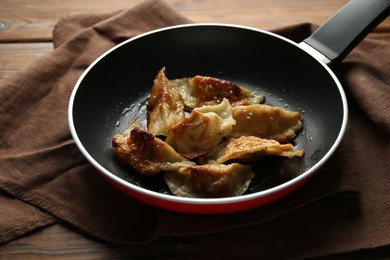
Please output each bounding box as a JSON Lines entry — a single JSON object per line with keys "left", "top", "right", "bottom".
{"left": 200, "top": 136, "right": 304, "bottom": 164}
{"left": 112, "top": 127, "right": 195, "bottom": 176}
{"left": 164, "top": 163, "right": 255, "bottom": 198}
{"left": 166, "top": 99, "right": 236, "bottom": 158}
{"left": 113, "top": 68, "right": 304, "bottom": 198}
{"left": 170, "top": 75, "right": 264, "bottom": 109}
{"left": 230, "top": 104, "right": 303, "bottom": 143}
{"left": 147, "top": 67, "right": 185, "bottom": 136}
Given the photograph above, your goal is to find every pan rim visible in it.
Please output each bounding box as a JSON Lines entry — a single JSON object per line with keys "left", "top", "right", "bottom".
{"left": 68, "top": 23, "right": 348, "bottom": 206}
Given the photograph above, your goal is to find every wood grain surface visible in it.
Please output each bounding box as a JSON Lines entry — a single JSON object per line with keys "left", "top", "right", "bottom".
{"left": 1, "top": 0, "right": 390, "bottom": 80}
{"left": 0, "top": 0, "right": 350, "bottom": 42}
{"left": 0, "top": 0, "right": 390, "bottom": 258}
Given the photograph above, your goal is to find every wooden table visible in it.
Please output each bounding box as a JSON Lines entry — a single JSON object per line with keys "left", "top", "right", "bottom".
{"left": 1, "top": 0, "right": 390, "bottom": 258}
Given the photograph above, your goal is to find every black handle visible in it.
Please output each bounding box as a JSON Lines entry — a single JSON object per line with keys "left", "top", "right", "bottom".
{"left": 303, "top": 0, "right": 390, "bottom": 65}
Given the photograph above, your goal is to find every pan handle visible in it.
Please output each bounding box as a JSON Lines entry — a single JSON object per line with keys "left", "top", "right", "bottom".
{"left": 300, "top": 0, "right": 390, "bottom": 66}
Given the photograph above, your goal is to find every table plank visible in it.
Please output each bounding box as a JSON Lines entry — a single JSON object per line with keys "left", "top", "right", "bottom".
{"left": 0, "top": 42, "right": 53, "bottom": 80}
{"left": 1, "top": 0, "right": 389, "bottom": 82}
{"left": 1, "top": 32, "right": 389, "bottom": 82}
{"left": 0, "top": 0, "right": 355, "bottom": 42}
{"left": 0, "top": 224, "right": 203, "bottom": 259}
{"left": 1, "top": 223, "right": 390, "bottom": 259}
{"left": 1, "top": 0, "right": 390, "bottom": 258}
{"left": 0, "top": 224, "right": 390, "bottom": 260}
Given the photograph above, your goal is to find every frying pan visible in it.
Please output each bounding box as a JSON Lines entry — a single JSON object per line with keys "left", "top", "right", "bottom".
{"left": 69, "top": 0, "right": 390, "bottom": 214}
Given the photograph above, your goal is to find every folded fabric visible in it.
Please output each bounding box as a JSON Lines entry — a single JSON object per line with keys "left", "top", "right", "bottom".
{"left": 0, "top": 0, "right": 389, "bottom": 258}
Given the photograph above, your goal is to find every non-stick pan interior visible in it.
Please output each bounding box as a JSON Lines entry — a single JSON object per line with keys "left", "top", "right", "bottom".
{"left": 71, "top": 25, "right": 345, "bottom": 195}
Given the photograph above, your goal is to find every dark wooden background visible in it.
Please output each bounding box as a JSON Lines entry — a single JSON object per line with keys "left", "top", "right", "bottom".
{"left": 1, "top": 0, "right": 389, "bottom": 258}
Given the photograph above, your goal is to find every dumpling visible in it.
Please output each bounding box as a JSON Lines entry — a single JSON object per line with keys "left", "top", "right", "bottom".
{"left": 147, "top": 67, "right": 185, "bottom": 136}
{"left": 194, "top": 98, "right": 236, "bottom": 136}
{"left": 200, "top": 136, "right": 304, "bottom": 164}
{"left": 170, "top": 75, "right": 264, "bottom": 109}
{"left": 164, "top": 163, "right": 255, "bottom": 198}
{"left": 165, "top": 99, "right": 236, "bottom": 158}
{"left": 230, "top": 104, "right": 303, "bottom": 143}
{"left": 112, "top": 126, "right": 195, "bottom": 176}
{"left": 113, "top": 68, "right": 306, "bottom": 199}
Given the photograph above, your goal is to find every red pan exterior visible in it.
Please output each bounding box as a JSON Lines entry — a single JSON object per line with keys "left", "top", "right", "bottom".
{"left": 69, "top": 24, "right": 348, "bottom": 214}
{"left": 101, "top": 170, "right": 316, "bottom": 214}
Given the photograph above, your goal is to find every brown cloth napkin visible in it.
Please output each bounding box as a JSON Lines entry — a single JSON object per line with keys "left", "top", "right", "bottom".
{"left": 1, "top": 0, "right": 390, "bottom": 258}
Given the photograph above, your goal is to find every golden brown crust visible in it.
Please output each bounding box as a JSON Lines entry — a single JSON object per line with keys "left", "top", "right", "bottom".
{"left": 147, "top": 67, "right": 169, "bottom": 111}
{"left": 231, "top": 104, "right": 302, "bottom": 143}
{"left": 170, "top": 75, "right": 264, "bottom": 109}
{"left": 165, "top": 99, "right": 235, "bottom": 158}
{"left": 147, "top": 67, "right": 185, "bottom": 136}
{"left": 166, "top": 109, "right": 223, "bottom": 158}
{"left": 218, "top": 136, "right": 304, "bottom": 164}
{"left": 112, "top": 128, "right": 194, "bottom": 176}
{"left": 190, "top": 76, "right": 244, "bottom": 105}
{"left": 112, "top": 68, "right": 304, "bottom": 198}
{"left": 164, "top": 163, "right": 255, "bottom": 198}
